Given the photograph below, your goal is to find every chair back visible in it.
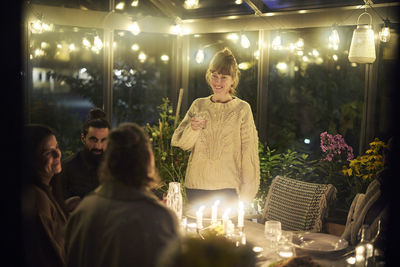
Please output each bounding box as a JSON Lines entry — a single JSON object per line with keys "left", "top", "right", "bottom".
{"left": 262, "top": 176, "right": 337, "bottom": 232}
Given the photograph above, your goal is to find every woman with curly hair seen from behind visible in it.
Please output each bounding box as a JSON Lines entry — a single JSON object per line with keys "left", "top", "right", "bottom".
{"left": 64, "top": 123, "right": 179, "bottom": 267}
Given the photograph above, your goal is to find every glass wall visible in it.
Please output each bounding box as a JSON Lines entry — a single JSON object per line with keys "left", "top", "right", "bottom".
{"left": 27, "top": 23, "right": 104, "bottom": 154}
{"left": 188, "top": 31, "right": 259, "bottom": 115}
{"left": 375, "top": 25, "right": 399, "bottom": 142}
{"left": 265, "top": 26, "right": 365, "bottom": 158}
{"left": 112, "top": 31, "right": 174, "bottom": 126}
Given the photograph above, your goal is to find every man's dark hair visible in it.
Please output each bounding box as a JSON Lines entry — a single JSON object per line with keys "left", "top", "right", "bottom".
{"left": 82, "top": 108, "right": 111, "bottom": 136}
{"left": 99, "top": 123, "right": 157, "bottom": 189}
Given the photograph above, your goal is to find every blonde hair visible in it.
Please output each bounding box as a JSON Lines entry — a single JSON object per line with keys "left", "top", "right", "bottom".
{"left": 205, "top": 48, "right": 240, "bottom": 95}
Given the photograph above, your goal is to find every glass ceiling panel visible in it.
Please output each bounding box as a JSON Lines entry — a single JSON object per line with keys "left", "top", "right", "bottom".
{"left": 261, "top": 0, "right": 399, "bottom": 11}
{"left": 29, "top": 0, "right": 110, "bottom": 11}
{"left": 28, "top": 0, "right": 399, "bottom": 20}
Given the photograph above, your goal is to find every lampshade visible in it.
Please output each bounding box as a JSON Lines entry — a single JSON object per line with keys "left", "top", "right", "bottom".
{"left": 348, "top": 12, "right": 376, "bottom": 64}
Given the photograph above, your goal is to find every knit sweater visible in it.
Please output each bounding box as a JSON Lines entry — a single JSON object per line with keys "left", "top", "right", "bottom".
{"left": 171, "top": 96, "right": 260, "bottom": 201}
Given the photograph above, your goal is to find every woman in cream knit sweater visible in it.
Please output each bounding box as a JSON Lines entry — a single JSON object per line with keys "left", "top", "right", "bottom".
{"left": 171, "top": 48, "right": 260, "bottom": 209}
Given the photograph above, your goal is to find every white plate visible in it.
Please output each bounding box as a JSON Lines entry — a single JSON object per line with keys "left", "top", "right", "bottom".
{"left": 292, "top": 232, "right": 348, "bottom": 252}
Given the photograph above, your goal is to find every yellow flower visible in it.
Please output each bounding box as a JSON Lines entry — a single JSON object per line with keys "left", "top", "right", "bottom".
{"left": 343, "top": 138, "right": 386, "bottom": 181}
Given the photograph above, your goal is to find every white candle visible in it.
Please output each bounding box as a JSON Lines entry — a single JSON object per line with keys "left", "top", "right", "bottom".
{"left": 227, "top": 220, "right": 234, "bottom": 235}
{"left": 237, "top": 201, "right": 244, "bottom": 228}
{"left": 211, "top": 200, "right": 220, "bottom": 225}
{"left": 196, "top": 205, "right": 205, "bottom": 230}
{"left": 181, "top": 217, "right": 187, "bottom": 229}
{"left": 222, "top": 208, "right": 231, "bottom": 233}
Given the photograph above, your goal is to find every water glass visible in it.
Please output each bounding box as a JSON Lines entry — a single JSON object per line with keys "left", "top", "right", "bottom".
{"left": 264, "top": 220, "right": 282, "bottom": 251}
{"left": 278, "top": 231, "right": 296, "bottom": 259}
{"left": 191, "top": 111, "right": 207, "bottom": 129}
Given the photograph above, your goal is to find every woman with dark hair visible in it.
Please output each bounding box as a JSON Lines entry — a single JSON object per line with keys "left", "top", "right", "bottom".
{"left": 21, "top": 124, "right": 67, "bottom": 267}
{"left": 64, "top": 123, "right": 179, "bottom": 267}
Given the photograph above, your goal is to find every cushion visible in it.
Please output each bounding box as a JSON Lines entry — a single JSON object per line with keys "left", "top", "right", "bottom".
{"left": 262, "top": 176, "right": 337, "bottom": 232}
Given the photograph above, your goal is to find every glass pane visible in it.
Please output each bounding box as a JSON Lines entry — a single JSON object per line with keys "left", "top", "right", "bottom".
{"left": 188, "top": 31, "right": 259, "bottom": 116}
{"left": 266, "top": 26, "right": 364, "bottom": 158}
{"left": 112, "top": 31, "right": 174, "bottom": 126}
{"left": 112, "top": 0, "right": 167, "bottom": 17}
{"left": 28, "top": 23, "right": 104, "bottom": 153}
{"left": 261, "top": 0, "right": 399, "bottom": 11}
{"left": 375, "top": 23, "right": 399, "bottom": 141}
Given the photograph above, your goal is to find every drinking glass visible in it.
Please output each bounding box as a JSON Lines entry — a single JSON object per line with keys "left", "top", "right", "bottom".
{"left": 191, "top": 111, "right": 207, "bottom": 129}
{"left": 278, "top": 231, "right": 296, "bottom": 259}
{"left": 264, "top": 220, "right": 282, "bottom": 251}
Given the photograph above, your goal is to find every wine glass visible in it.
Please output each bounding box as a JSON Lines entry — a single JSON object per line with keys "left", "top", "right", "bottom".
{"left": 264, "top": 220, "right": 282, "bottom": 251}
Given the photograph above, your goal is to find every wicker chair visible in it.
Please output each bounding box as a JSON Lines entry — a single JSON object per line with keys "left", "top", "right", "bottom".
{"left": 260, "top": 175, "right": 337, "bottom": 232}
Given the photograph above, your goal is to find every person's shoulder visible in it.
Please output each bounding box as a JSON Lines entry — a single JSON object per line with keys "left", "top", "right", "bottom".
{"left": 62, "top": 151, "right": 81, "bottom": 166}
{"left": 22, "top": 185, "right": 51, "bottom": 211}
{"left": 193, "top": 96, "right": 210, "bottom": 104}
{"left": 140, "top": 192, "right": 177, "bottom": 219}
{"left": 233, "top": 97, "right": 252, "bottom": 110}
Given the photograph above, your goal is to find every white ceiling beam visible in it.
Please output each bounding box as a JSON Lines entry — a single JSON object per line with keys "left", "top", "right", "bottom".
{"left": 182, "top": 3, "right": 400, "bottom": 33}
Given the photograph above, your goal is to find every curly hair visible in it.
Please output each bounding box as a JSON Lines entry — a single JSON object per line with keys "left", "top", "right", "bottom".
{"left": 99, "top": 123, "right": 159, "bottom": 189}
{"left": 205, "top": 47, "right": 240, "bottom": 95}
{"left": 82, "top": 108, "right": 111, "bottom": 136}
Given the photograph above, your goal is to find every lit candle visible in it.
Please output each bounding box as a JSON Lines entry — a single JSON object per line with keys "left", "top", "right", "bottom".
{"left": 237, "top": 201, "right": 244, "bottom": 228}
{"left": 181, "top": 217, "right": 187, "bottom": 230}
{"left": 196, "top": 205, "right": 205, "bottom": 230}
{"left": 211, "top": 200, "right": 220, "bottom": 225}
{"left": 222, "top": 208, "right": 231, "bottom": 234}
{"left": 227, "top": 220, "right": 234, "bottom": 235}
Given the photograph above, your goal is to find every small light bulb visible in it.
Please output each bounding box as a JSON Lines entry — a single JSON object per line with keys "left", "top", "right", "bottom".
{"left": 82, "top": 38, "right": 91, "bottom": 47}
{"left": 379, "top": 26, "right": 391, "bottom": 42}
{"left": 184, "top": 0, "right": 199, "bottom": 9}
{"left": 131, "top": 43, "right": 139, "bottom": 51}
{"left": 238, "top": 62, "right": 251, "bottom": 70}
{"left": 272, "top": 35, "right": 281, "bottom": 50}
{"left": 195, "top": 49, "right": 204, "bottom": 64}
{"left": 296, "top": 38, "right": 304, "bottom": 48}
{"left": 329, "top": 29, "right": 340, "bottom": 50}
{"left": 161, "top": 54, "right": 169, "bottom": 61}
{"left": 276, "top": 62, "right": 287, "bottom": 72}
{"left": 69, "top": 43, "right": 76, "bottom": 51}
{"left": 138, "top": 52, "right": 147, "bottom": 62}
{"left": 241, "top": 34, "right": 250, "bottom": 48}
{"left": 171, "top": 24, "right": 182, "bottom": 36}
{"left": 227, "top": 33, "right": 239, "bottom": 41}
{"left": 129, "top": 21, "right": 141, "bottom": 35}
{"left": 115, "top": 2, "right": 125, "bottom": 10}
{"left": 94, "top": 36, "right": 103, "bottom": 49}
{"left": 312, "top": 49, "right": 319, "bottom": 57}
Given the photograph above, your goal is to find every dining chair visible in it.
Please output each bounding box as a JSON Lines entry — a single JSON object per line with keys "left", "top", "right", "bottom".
{"left": 261, "top": 175, "right": 337, "bottom": 232}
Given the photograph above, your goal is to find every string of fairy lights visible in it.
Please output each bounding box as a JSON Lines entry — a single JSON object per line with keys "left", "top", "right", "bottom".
{"left": 28, "top": 0, "right": 394, "bottom": 68}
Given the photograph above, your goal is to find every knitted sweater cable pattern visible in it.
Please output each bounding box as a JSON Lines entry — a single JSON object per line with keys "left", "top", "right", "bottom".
{"left": 171, "top": 96, "right": 260, "bottom": 201}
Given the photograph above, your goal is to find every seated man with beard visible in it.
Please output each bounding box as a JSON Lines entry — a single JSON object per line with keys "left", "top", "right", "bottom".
{"left": 58, "top": 108, "right": 111, "bottom": 212}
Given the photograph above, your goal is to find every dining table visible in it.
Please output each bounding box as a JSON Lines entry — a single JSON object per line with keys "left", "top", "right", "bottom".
{"left": 242, "top": 219, "right": 353, "bottom": 267}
